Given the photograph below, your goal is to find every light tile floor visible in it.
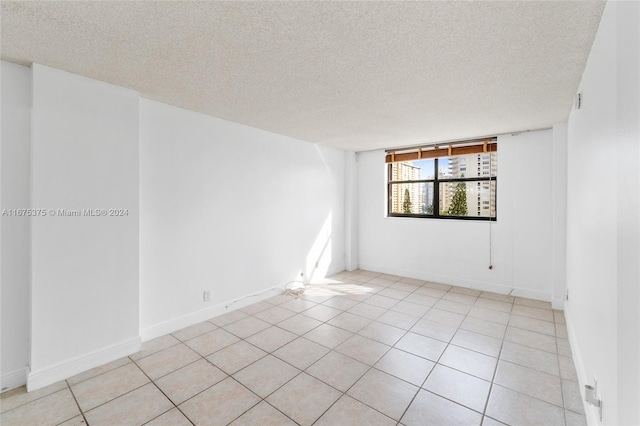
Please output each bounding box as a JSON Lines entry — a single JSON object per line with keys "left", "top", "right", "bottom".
{"left": 1, "top": 270, "right": 587, "bottom": 426}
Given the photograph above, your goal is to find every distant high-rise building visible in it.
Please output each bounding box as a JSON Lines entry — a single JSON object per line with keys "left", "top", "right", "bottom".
{"left": 390, "top": 162, "right": 426, "bottom": 214}
{"left": 442, "top": 153, "right": 497, "bottom": 216}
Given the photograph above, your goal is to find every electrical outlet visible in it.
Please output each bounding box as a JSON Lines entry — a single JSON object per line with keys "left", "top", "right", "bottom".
{"left": 203, "top": 291, "right": 210, "bottom": 302}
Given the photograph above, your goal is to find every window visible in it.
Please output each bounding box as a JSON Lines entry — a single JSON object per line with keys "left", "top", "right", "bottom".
{"left": 386, "top": 139, "right": 497, "bottom": 220}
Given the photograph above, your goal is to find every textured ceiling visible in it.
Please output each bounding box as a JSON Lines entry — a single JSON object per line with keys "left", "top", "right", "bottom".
{"left": 1, "top": 1, "right": 605, "bottom": 151}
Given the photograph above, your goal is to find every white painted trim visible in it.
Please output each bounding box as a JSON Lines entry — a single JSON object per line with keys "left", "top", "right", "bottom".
{"left": 359, "top": 262, "right": 550, "bottom": 301}
{"left": 552, "top": 297, "right": 565, "bottom": 310}
{"left": 140, "top": 285, "right": 284, "bottom": 342}
{"left": 1, "top": 367, "right": 29, "bottom": 393}
{"left": 565, "top": 302, "right": 599, "bottom": 425}
{"left": 27, "top": 336, "right": 140, "bottom": 392}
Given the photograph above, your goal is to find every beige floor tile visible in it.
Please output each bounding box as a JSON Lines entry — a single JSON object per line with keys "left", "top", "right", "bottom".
{"left": 461, "top": 317, "right": 507, "bottom": 339}
{"left": 512, "top": 304, "right": 555, "bottom": 322}
{"left": 253, "top": 306, "right": 296, "bottom": 324}
{"left": 479, "top": 292, "right": 515, "bottom": 303}
{"left": 245, "top": 326, "right": 297, "bottom": 352}
{"left": 67, "top": 357, "right": 131, "bottom": 386}
{"left": 442, "top": 291, "right": 478, "bottom": 305}
{"left": 500, "top": 341, "right": 560, "bottom": 376}
{"left": 368, "top": 277, "right": 397, "bottom": 287}
{"left": 58, "top": 415, "right": 87, "bottom": 425}
{"left": 562, "top": 379, "right": 585, "bottom": 414}
{"left": 239, "top": 301, "right": 272, "bottom": 315}
{"left": 0, "top": 381, "right": 68, "bottom": 413}
{"left": 391, "top": 281, "right": 421, "bottom": 292}
{"left": 279, "top": 297, "right": 317, "bottom": 313}
{"left": 424, "top": 282, "right": 452, "bottom": 292}
{"left": 145, "top": 408, "right": 192, "bottom": 426}
{"left": 390, "top": 300, "right": 431, "bottom": 317}
{"left": 304, "top": 323, "right": 354, "bottom": 348}
{"left": 557, "top": 338, "right": 572, "bottom": 357}
{"left": 185, "top": 328, "right": 240, "bottom": 356}
{"left": 505, "top": 326, "right": 558, "bottom": 354}
{"left": 439, "top": 345, "right": 497, "bottom": 381}
{"left": 233, "top": 355, "right": 300, "bottom": 398}
{"left": 267, "top": 373, "right": 341, "bottom": 425}
{"left": 481, "top": 416, "right": 508, "bottom": 426}
{"left": 451, "top": 329, "right": 502, "bottom": 358}
{"left": 358, "top": 321, "right": 406, "bottom": 346}
{"left": 423, "top": 365, "right": 491, "bottom": 412}
{"left": 554, "top": 310, "right": 567, "bottom": 324}
{"left": 450, "top": 287, "right": 482, "bottom": 296}
{"left": 400, "top": 277, "right": 426, "bottom": 286}
{"left": 130, "top": 335, "right": 180, "bottom": 361}
{"left": 434, "top": 299, "right": 472, "bottom": 315}
{"left": 394, "top": 332, "right": 447, "bottom": 361}
{"left": 277, "top": 314, "right": 322, "bottom": 335}
{"left": 347, "top": 302, "right": 387, "bottom": 319}
{"left": 336, "top": 335, "right": 390, "bottom": 365}
{"left": 422, "top": 308, "right": 465, "bottom": 327}
{"left": 322, "top": 297, "right": 359, "bottom": 311}
{"left": 206, "top": 340, "right": 267, "bottom": 375}
{"left": 273, "top": 337, "right": 330, "bottom": 370}
{"left": 84, "top": 383, "right": 173, "bottom": 426}
{"left": 71, "top": 363, "right": 149, "bottom": 411}
{"left": 364, "top": 294, "right": 401, "bottom": 309}
{"left": 559, "top": 356, "right": 579, "bottom": 382}
{"left": 155, "top": 358, "right": 226, "bottom": 404}
{"left": 327, "top": 312, "right": 371, "bottom": 333}
{"left": 347, "top": 369, "right": 418, "bottom": 420}
{"left": 264, "top": 294, "right": 294, "bottom": 305}
{"left": 509, "top": 315, "right": 556, "bottom": 336}
{"left": 374, "top": 348, "right": 435, "bottom": 386}
{"left": 224, "top": 316, "right": 271, "bottom": 339}
{"left": 468, "top": 306, "right": 511, "bottom": 325}
{"left": 135, "top": 343, "right": 201, "bottom": 380}
{"left": 376, "top": 310, "right": 419, "bottom": 330}
{"left": 404, "top": 292, "right": 440, "bottom": 306}
{"left": 171, "top": 321, "right": 217, "bottom": 342}
{"left": 306, "top": 351, "right": 369, "bottom": 392}
{"left": 556, "top": 322, "right": 568, "bottom": 338}
{"left": 208, "top": 309, "right": 248, "bottom": 327}
{"left": 229, "top": 401, "right": 296, "bottom": 426}
{"left": 378, "top": 288, "right": 411, "bottom": 300}
{"left": 474, "top": 298, "right": 513, "bottom": 313}
{"left": 301, "top": 304, "right": 342, "bottom": 322}
{"left": 565, "top": 409, "right": 588, "bottom": 426}
{"left": 401, "top": 389, "right": 482, "bottom": 426}
{"left": 0, "top": 388, "right": 80, "bottom": 426}
{"left": 179, "top": 377, "right": 260, "bottom": 425}
{"left": 414, "top": 286, "right": 447, "bottom": 298}
{"left": 486, "top": 384, "right": 565, "bottom": 426}
{"left": 410, "top": 318, "right": 457, "bottom": 343}
{"left": 315, "top": 394, "right": 396, "bottom": 426}
{"left": 494, "top": 360, "right": 563, "bottom": 406}
{"left": 515, "top": 297, "right": 552, "bottom": 310}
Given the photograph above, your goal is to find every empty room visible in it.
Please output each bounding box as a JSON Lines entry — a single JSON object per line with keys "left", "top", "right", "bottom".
{"left": 1, "top": 1, "right": 638, "bottom": 425}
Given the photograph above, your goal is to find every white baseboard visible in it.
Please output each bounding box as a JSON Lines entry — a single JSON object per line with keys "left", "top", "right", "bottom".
{"left": 565, "top": 302, "right": 599, "bottom": 425}
{"left": 1, "top": 367, "right": 29, "bottom": 393}
{"left": 552, "top": 297, "right": 565, "bottom": 310}
{"left": 358, "top": 263, "right": 550, "bottom": 301}
{"left": 27, "top": 337, "right": 140, "bottom": 392}
{"left": 140, "top": 285, "right": 284, "bottom": 342}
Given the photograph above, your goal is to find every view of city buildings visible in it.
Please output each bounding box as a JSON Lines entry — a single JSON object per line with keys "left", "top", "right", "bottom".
{"left": 390, "top": 153, "right": 497, "bottom": 217}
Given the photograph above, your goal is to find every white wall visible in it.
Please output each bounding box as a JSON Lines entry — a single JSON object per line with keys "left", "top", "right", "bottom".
{"left": 139, "top": 99, "right": 345, "bottom": 339}
{"left": 565, "top": 1, "right": 640, "bottom": 424}
{"left": 358, "top": 129, "right": 557, "bottom": 301}
{"left": 1, "top": 61, "right": 32, "bottom": 391}
{"left": 29, "top": 64, "right": 140, "bottom": 390}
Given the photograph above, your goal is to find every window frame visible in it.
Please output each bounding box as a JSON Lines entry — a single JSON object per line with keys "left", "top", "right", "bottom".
{"left": 387, "top": 156, "right": 497, "bottom": 221}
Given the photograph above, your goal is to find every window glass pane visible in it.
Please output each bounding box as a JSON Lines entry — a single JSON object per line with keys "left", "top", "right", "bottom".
{"left": 389, "top": 182, "right": 434, "bottom": 215}
{"left": 390, "top": 159, "right": 434, "bottom": 181}
{"left": 439, "top": 152, "right": 497, "bottom": 178}
{"left": 439, "top": 181, "right": 496, "bottom": 218}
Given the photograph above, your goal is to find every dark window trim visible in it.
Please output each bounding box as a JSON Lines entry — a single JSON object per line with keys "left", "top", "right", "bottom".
{"left": 387, "top": 156, "right": 497, "bottom": 221}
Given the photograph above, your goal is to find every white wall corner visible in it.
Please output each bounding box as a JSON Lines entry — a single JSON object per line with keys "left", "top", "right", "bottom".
{"left": 344, "top": 151, "right": 359, "bottom": 271}
{"left": 552, "top": 122, "right": 568, "bottom": 310}
{"left": 1, "top": 367, "right": 29, "bottom": 393}
{"left": 27, "top": 337, "right": 140, "bottom": 392}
